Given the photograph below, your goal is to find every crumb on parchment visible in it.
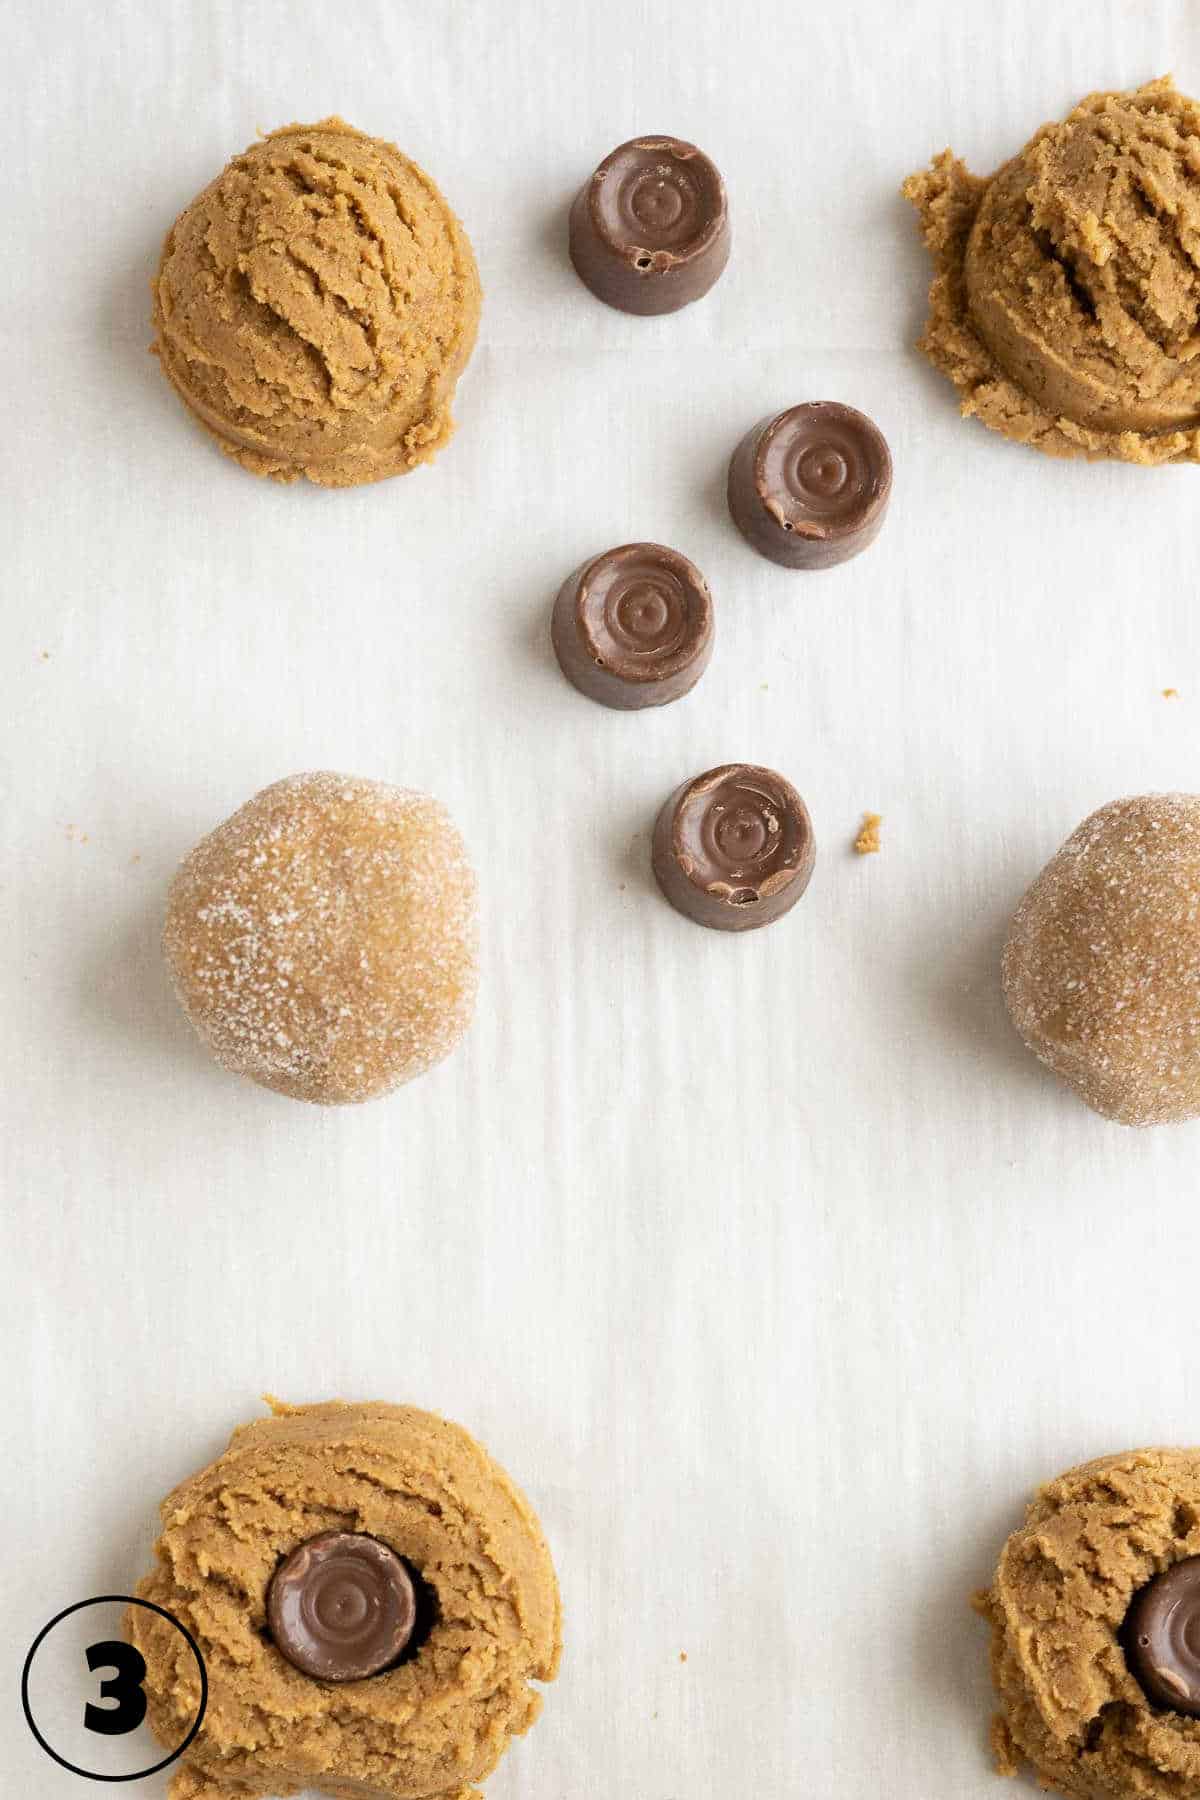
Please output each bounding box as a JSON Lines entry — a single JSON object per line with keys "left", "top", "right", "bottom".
{"left": 854, "top": 813, "right": 882, "bottom": 855}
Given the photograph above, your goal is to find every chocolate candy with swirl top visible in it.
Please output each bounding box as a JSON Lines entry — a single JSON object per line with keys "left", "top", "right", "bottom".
{"left": 569, "top": 136, "right": 730, "bottom": 315}
{"left": 551, "top": 542, "right": 714, "bottom": 710}
{"left": 267, "top": 1530, "right": 417, "bottom": 1682}
{"left": 1122, "top": 1556, "right": 1200, "bottom": 1716}
{"left": 728, "top": 402, "right": 892, "bottom": 570}
{"left": 652, "top": 763, "right": 816, "bottom": 932}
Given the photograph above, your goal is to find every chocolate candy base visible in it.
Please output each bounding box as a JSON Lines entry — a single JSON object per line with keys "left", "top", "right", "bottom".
{"left": 569, "top": 136, "right": 730, "bottom": 317}
{"left": 551, "top": 542, "right": 714, "bottom": 710}
{"left": 727, "top": 402, "right": 892, "bottom": 570}
{"left": 652, "top": 763, "right": 816, "bottom": 932}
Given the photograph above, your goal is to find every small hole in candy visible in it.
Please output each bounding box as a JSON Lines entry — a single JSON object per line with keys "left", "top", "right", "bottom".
{"left": 635, "top": 255, "right": 652, "bottom": 270}
{"left": 729, "top": 888, "right": 758, "bottom": 905}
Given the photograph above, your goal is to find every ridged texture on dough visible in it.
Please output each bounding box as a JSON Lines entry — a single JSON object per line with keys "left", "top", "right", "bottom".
{"left": 129, "top": 1400, "right": 561, "bottom": 1800}
{"left": 152, "top": 119, "right": 480, "bottom": 486}
{"left": 903, "top": 78, "right": 1200, "bottom": 462}
{"left": 977, "top": 1449, "right": 1200, "bottom": 1797}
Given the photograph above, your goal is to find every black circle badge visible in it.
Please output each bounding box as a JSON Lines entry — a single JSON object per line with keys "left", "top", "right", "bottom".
{"left": 21, "top": 1595, "right": 206, "bottom": 1781}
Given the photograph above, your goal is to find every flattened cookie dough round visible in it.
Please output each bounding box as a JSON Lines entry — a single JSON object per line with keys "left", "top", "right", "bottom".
{"left": 977, "top": 1449, "right": 1200, "bottom": 1798}
{"left": 127, "top": 1400, "right": 561, "bottom": 1800}
{"left": 163, "top": 772, "right": 478, "bottom": 1106}
{"left": 152, "top": 118, "right": 481, "bottom": 486}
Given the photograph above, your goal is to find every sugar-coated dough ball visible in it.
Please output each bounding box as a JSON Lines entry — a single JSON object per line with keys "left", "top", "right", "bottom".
{"left": 1003, "top": 794, "right": 1200, "bottom": 1125}
{"left": 164, "top": 772, "right": 477, "bottom": 1104}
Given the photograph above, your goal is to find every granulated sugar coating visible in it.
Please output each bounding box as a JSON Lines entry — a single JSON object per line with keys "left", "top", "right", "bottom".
{"left": 1002, "top": 794, "right": 1200, "bottom": 1126}
{"left": 164, "top": 773, "right": 478, "bottom": 1104}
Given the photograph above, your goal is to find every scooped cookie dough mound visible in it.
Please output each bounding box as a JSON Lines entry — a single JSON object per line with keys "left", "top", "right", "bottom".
{"left": 977, "top": 1449, "right": 1200, "bottom": 1798}
{"left": 152, "top": 119, "right": 481, "bottom": 485}
{"left": 1003, "top": 795, "right": 1200, "bottom": 1126}
{"left": 904, "top": 78, "right": 1200, "bottom": 462}
{"left": 164, "top": 772, "right": 477, "bottom": 1104}
{"left": 128, "top": 1400, "right": 561, "bottom": 1800}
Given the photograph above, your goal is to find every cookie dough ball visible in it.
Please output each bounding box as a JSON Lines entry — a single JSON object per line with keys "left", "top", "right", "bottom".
{"left": 164, "top": 772, "right": 477, "bottom": 1104}
{"left": 129, "top": 1400, "right": 561, "bottom": 1800}
{"left": 1003, "top": 795, "right": 1200, "bottom": 1126}
{"left": 904, "top": 78, "right": 1200, "bottom": 463}
{"left": 976, "top": 1449, "right": 1200, "bottom": 1798}
{"left": 153, "top": 119, "right": 480, "bottom": 486}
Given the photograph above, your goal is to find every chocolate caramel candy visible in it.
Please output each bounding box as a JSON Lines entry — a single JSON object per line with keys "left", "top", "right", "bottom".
{"left": 1123, "top": 1557, "right": 1200, "bottom": 1715}
{"left": 727, "top": 402, "right": 892, "bottom": 569}
{"left": 652, "top": 764, "right": 816, "bottom": 931}
{"left": 569, "top": 136, "right": 730, "bottom": 316}
{"left": 267, "top": 1531, "right": 417, "bottom": 1682}
{"left": 551, "top": 542, "right": 714, "bottom": 710}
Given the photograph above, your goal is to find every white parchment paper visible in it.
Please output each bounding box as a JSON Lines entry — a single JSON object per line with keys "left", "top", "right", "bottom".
{"left": 5, "top": 1, "right": 1200, "bottom": 1794}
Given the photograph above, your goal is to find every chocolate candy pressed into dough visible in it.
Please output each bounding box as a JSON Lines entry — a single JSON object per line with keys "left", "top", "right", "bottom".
{"left": 126, "top": 1400, "right": 561, "bottom": 1800}
{"left": 1122, "top": 1556, "right": 1200, "bottom": 1715}
{"left": 976, "top": 1448, "right": 1200, "bottom": 1798}
{"left": 651, "top": 763, "right": 816, "bottom": 931}
{"left": 727, "top": 402, "right": 892, "bottom": 569}
{"left": 267, "top": 1530, "right": 417, "bottom": 1682}
{"left": 551, "top": 542, "right": 714, "bottom": 709}
{"left": 569, "top": 135, "right": 730, "bottom": 315}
